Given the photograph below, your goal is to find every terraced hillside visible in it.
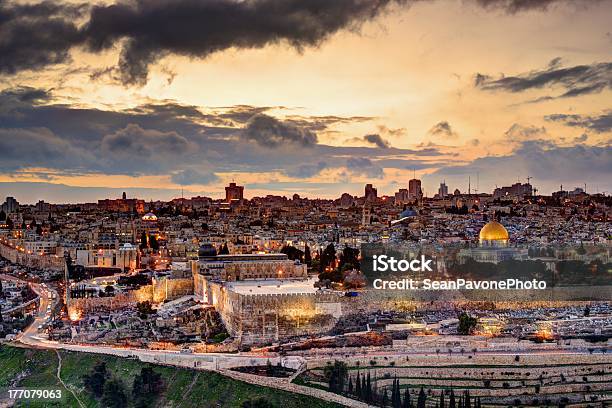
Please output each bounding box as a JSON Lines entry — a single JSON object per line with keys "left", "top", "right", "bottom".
{"left": 0, "top": 345, "right": 339, "bottom": 408}
{"left": 296, "top": 352, "right": 612, "bottom": 407}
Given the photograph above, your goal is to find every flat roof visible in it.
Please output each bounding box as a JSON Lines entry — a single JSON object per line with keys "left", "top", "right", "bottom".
{"left": 225, "top": 277, "right": 318, "bottom": 295}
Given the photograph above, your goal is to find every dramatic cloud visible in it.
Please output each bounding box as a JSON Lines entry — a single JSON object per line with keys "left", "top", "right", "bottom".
{"left": 170, "top": 168, "right": 220, "bottom": 185}
{"left": 0, "top": 127, "right": 96, "bottom": 175}
{"left": 475, "top": 59, "right": 612, "bottom": 100}
{"left": 100, "top": 124, "right": 192, "bottom": 166}
{"left": 504, "top": 123, "right": 547, "bottom": 142}
{"left": 0, "top": 2, "right": 85, "bottom": 74}
{"left": 428, "top": 121, "right": 458, "bottom": 138}
{"left": 1, "top": 0, "right": 596, "bottom": 86}
{"left": 242, "top": 114, "right": 318, "bottom": 147}
{"left": 363, "top": 134, "right": 391, "bottom": 148}
{"left": 472, "top": 0, "right": 577, "bottom": 13}
{"left": 345, "top": 157, "right": 384, "bottom": 178}
{"left": 426, "top": 140, "right": 612, "bottom": 194}
{"left": 285, "top": 162, "right": 329, "bottom": 178}
{"left": 86, "top": 0, "right": 416, "bottom": 85}
{"left": 545, "top": 111, "right": 612, "bottom": 133}
{"left": 0, "top": 87, "right": 443, "bottom": 184}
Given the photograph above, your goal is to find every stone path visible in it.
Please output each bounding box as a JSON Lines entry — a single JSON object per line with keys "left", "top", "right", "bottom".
{"left": 219, "top": 369, "right": 372, "bottom": 407}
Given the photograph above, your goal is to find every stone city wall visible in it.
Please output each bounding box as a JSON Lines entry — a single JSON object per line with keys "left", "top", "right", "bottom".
{"left": 0, "top": 243, "right": 64, "bottom": 271}
{"left": 71, "top": 277, "right": 194, "bottom": 314}
{"left": 208, "top": 281, "right": 343, "bottom": 345}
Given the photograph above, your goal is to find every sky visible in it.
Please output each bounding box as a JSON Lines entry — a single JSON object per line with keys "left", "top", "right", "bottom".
{"left": 0, "top": 0, "right": 611, "bottom": 203}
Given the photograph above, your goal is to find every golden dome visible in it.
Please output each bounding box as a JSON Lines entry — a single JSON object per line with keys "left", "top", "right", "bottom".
{"left": 142, "top": 212, "right": 157, "bottom": 221}
{"left": 479, "top": 220, "right": 509, "bottom": 242}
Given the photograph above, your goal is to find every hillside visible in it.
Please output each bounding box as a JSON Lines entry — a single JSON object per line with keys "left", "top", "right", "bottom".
{"left": 0, "top": 345, "right": 339, "bottom": 408}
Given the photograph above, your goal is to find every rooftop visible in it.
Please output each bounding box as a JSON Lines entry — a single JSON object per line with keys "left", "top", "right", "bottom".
{"left": 225, "top": 277, "right": 318, "bottom": 295}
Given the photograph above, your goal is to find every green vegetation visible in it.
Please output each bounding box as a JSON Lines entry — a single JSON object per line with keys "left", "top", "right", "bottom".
{"left": 0, "top": 345, "right": 339, "bottom": 408}
{"left": 458, "top": 312, "right": 478, "bottom": 335}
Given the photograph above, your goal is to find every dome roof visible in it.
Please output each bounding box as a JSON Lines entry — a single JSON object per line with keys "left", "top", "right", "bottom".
{"left": 400, "top": 208, "right": 417, "bottom": 218}
{"left": 142, "top": 212, "right": 157, "bottom": 221}
{"left": 198, "top": 243, "right": 217, "bottom": 257}
{"left": 479, "top": 220, "right": 509, "bottom": 241}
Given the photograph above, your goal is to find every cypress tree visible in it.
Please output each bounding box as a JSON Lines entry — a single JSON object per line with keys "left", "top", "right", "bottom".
{"left": 366, "top": 372, "right": 372, "bottom": 402}
{"left": 356, "top": 373, "right": 362, "bottom": 398}
{"left": 417, "top": 387, "right": 426, "bottom": 408}
{"left": 440, "top": 390, "right": 445, "bottom": 408}
{"left": 402, "top": 388, "right": 412, "bottom": 408}
{"left": 348, "top": 376, "right": 353, "bottom": 394}
{"left": 449, "top": 389, "right": 456, "bottom": 408}
{"left": 464, "top": 390, "right": 471, "bottom": 408}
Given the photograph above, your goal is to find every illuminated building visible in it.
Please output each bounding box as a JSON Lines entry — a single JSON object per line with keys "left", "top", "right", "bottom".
{"left": 193, "top": 245, "right": 339, "bottom": 345}
{"left": 459, "top": 219, "right": 526, "bottom": 263}
{"left": 365, "top": 184, "right": 378, "bottom": 201}
{"left": 225, "top": 182, "right": 244, "bottom": 205}
{"left": 408, "top": 179, "right": 423, "bottom": 200}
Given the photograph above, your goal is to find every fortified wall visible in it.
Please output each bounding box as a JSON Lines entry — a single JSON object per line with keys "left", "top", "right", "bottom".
{"left": 70, "top": 277, "right": 193, "bottom": 314}
{"left": 0, "top": 243, "right": 64, "bottom": 271}
{"left": 208, "top": 281, "right": 343, "bottom": 346}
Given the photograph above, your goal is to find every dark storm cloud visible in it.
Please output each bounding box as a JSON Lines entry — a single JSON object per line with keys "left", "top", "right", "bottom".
{"left": 363, "top": 134, "right": 391, "bottom": 148}
{"left": 81, "top": 0, "right": 411, "bottom": 85}
{"left": 346, "top": 157, "right": 384, "bottom": 178}
{"left": 242, "top": 114, "right": 318, "bottom": 147}
{"left": 545, "top": 111, "right": 612, "bottom": 133}
{"left": 472, "top": 0, "right": 574, "bottom": 13}
{"left": 0, "top": 1, "right": 86, "bottom": 74}
{"left": 0, "top": 86, "right": 445, "bottom": 180}
{"left": 475, "top": 60, "right": 612, "bottom": 100}
{"left": 2, "top": 0, "right": 596, "bottom": 86}
{"left": 285, "top": 162, "right": 329, "bottom": 178}
{"left": 428, "top": 121, "right": 458, "bottom": 138}
{"left": 0, "top": 127, "right": 92, "bottom": 172}
{"left": 170, "top": 168, "right": 220, "bottom": 185}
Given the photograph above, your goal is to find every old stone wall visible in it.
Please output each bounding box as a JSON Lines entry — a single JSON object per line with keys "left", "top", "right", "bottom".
{"left": 0, "top": 243, "right": 64, "bottom": 270}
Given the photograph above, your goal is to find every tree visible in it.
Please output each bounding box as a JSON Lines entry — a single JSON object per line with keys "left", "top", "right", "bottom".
{"left": 319, "top": 243, "right": 336, "bottom": 273}
{"left": 324, "top": 360, "right": 348, "bottom": 394}
{"left": 402, "top": 388, "right": 412, "bottom": 408}
{"left": 449, "top": 389, "right": 456, "bottom": 408}
{"left": 0, "top": 210, "right": 5, "bottom": 221}
{"left": 304, "top": 244, "right": 312, "bottom": 266}
{"left": 83, "top": 361, "right": 108, "bottom": 398}
{"left": 139, "top": 231, "right": 148, "bottom": 249}
{"left": 440, "top": 390, "right": 445, "bottom": 408}
{"left": 464, "top": 390, "right": 471, "bottom": 408}
{"left": 101, "top": 378, "right": 127, "bottom": 408}
{"left": 458, "top": 312, "right": 478, "bottom": 335}
{"left": 241, "top": 397, "right": 276, "bottom": 408}
{"left": 137, "top": 301, "right": 155, "bottom": 318}
{"left": 149, "top": 234, "right": 159, "bottom": 251}
{"left": 366, "top": 372, "right": 372, "bottom": 402}
{"left": 348, "top": 375, "right": 353, "bottom": 394}
{"left": 219, "top": 242, "right": 230, "bottom": 255}
{"left": 133, "top": 367, "right": 164, "bottom": 406}
{"left": 417, "top": 387, "right": 426, "bottom": 408}
{"left": 280, "top": 245, "right": 304, "bottom": 262}
{"left": 339, "top": 246, "right": 360, "bottom": 271}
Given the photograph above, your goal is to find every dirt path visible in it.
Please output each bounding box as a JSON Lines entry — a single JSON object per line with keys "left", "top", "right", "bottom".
{"left": 219, "top": 369, "right": 371, "bottom": 408}
{"left": 55, "top": 350, "right": 85, "bottom": 408}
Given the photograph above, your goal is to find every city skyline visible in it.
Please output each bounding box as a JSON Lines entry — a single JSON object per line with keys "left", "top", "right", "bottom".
{"left": 1, "top": 0, "right": 611, "bottom": 202}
